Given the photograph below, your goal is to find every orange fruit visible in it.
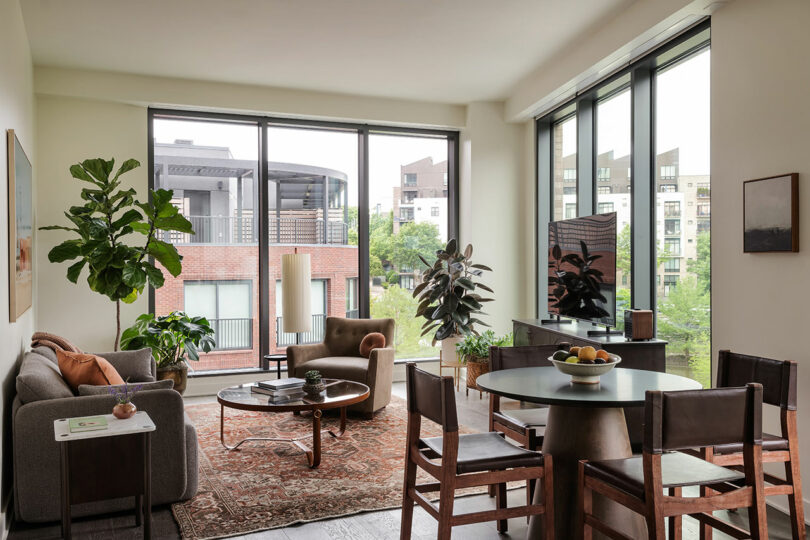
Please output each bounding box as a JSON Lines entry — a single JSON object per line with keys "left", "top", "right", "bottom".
{"left": 578, "top": 346, "right": 597, "bottom": 362}
{"left": 596, "top": 349, "right": 609, "bottom": 361}
{"left": 569, "top": 346, "right": 581, "bottom": 356}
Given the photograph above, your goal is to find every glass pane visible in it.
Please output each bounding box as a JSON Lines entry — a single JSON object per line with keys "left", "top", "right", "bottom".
{"left": 368, "top": 133, "right": 448, "bottom": 359}
{"left": 654, "top": 48, "right": 711, "bottom": 387}
{"left": 153, "top": 118, "right": 259, "bottom": 371}
{"left": 596, "top": 87, "right": 631, "bottom": 329}
{"left": 218, "top": 282, "right": 251, "bottom": 319}
{"left": 267, "top": 126, "right": 359, "bottom": 350}
{"left": 552, "top": 116, "right": 577, "bottom": 221}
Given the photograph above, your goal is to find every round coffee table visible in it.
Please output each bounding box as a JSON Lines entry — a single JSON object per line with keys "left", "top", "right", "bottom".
{"left": 476, "top": 366, "right": 702, "bottom": 539}
{"left": 217, "top": 379, "right": 369, "bottom": 468}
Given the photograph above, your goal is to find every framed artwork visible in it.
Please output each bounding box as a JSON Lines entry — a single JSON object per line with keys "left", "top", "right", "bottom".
{"left": 7, "top": 129, "right": 33, "bottom": 321}
{"left": 743, "top": 173, "right": 799, "bottom": 253}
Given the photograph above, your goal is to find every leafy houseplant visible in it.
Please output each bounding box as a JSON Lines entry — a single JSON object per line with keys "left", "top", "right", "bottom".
{"left": 40, "top": 158, "right": 194, "bottom": 350}
{"left": 120, "top": 311, "right": 215, "bottom": 394}
{"left": 548, "top": 240, "right": 610, "bottom": 321}
{"left": 413, "top": 239, "right": 494, "bottom": 344}
{"left": 303, "top": 370, "right": 325, "bottom": 397}
{"left": 456, "top": 331, "right": 513, "bottom": 392}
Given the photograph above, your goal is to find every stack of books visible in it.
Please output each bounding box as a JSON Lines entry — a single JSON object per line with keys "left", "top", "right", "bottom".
{"left": 251, "top": 378, "right": 306, "bottom": 403}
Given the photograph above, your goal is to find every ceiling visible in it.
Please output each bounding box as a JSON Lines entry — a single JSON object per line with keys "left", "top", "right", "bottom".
{"left": 21, "top": 0, "right": 634, "bottom": 104}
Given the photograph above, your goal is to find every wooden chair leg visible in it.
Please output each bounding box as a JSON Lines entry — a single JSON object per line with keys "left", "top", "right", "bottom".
{"left": 699, "top": 485, "right": 714, "bottom": 540}
{"left": 786, "top": 454, "right": 807, "bottom": 540}
{"left": 746, "top": 445, "right": 769, "bottom": 540}
{"left": 543, "top": 455, "right": 554, "bottom": 540}
{"left": 399, "top": 455, "right": 417, "bottom": 540}
{"left": 437, "top": 482, "right": 455, "bottom": 540}
{"left": 646, "top": 513, "right": 666, "bottom": 540}
{"left": 578, "top": 461, "right": 590, "bottom": 540}
{"left": 496, "top": 482, "right": 508, "bottom": 533}
{"left": 526, "top": 479, "right": 534, "bottom": 523}
{"left": 668, "top": 487, "right": 682, "bottom": 540}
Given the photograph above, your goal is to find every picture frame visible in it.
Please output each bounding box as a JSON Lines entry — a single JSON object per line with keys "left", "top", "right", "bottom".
{"left": 743, "top": 173, "right": 799, "bottom": 253}
{"left": 7, "top": 129, "right": 33, "bottom": 321}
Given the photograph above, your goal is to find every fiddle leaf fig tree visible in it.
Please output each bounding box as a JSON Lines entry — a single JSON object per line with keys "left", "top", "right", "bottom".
{"left": 41, "top": 158, "right": 194, "bottom": 350}
{"left": 413, "top": 239, "right": 494, "bottom": 345}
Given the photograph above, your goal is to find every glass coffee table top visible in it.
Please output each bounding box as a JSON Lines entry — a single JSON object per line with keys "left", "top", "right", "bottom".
{"left": 218, "top": 379, "right": 370, "bottom": 411}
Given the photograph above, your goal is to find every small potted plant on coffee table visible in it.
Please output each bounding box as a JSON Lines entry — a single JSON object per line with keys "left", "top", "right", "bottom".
{"left": 303, "top": 370, "right": 325, "bottom": 397}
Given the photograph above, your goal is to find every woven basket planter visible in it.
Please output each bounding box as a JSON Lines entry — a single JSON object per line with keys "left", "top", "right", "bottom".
{"left": 465, "top": 358, "right": 490, "bottom": 390}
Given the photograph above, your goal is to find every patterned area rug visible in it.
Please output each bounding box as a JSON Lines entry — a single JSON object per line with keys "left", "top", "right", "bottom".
{"left": 172, "top": 396, "right": 475, "bottom": 539}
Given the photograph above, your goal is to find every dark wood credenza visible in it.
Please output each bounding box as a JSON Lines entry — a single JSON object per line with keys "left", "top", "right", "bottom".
{"left": 512, "top": 318, "right": 667, "bottom": 450}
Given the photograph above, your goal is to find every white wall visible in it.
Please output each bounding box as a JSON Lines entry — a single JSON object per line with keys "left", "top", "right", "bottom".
{"left": 460, "top": 102, "right": 531, "bottom": 336}
{"left": 0, "top": 0, "right": 35, "bottom": 532}
{"left": 35, "top": 96, "right": 148, "bottom": 352}
{"left": 712, "top": 0, "right": 810, "bottom": 517}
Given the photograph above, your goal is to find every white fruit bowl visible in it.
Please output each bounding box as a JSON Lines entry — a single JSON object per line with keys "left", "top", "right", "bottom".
{"left": 549, "top": 354, "right": 621, "bottom": 384}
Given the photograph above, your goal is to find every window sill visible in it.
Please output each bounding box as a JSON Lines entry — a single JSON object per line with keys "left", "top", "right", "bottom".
{"left": 188, "top": 356, "right": 440, "bottom": 378}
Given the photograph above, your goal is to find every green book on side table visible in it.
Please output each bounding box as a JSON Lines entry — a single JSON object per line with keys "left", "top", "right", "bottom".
{"left": 68, "top": 415, "right": 108, "bottom": 433}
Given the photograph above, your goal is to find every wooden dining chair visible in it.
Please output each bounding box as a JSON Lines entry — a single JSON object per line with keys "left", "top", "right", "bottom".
{"left": 577, "top": 383, "right": 768, "bottom": 540}
{"left": 690, "top": 350, "right": 804, "bottom": 540}
{"left": 487, "top": 343, "right": 568, "bottom": 504}
{"left": 400, "top": 363, "right": 555, "bottom": 540}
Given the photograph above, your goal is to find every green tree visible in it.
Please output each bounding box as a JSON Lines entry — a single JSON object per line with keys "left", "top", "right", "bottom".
{"left": 370, "top": 285, "right": 429, "bottom": 357}
{"left": 347, "top": 206, "right": 358, "bottom": 246}
{"left": 616, "top": 223, "right": 631, "bottom": 277}
{"left": 656, "top": 276, "right": 711, "bottom": 387}
{"left": 391, "top": 221, "right": 442, "bottom": 271}
{"left": 369, "top": 211, "right": 393, "bottom": 277}
{"left": 688, "top": 231, "right": 711, "bottom": 293}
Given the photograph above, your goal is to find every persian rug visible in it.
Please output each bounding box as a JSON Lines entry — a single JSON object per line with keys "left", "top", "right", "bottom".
{"left": 172, "top": 396, "right": 486, "bottom": 539}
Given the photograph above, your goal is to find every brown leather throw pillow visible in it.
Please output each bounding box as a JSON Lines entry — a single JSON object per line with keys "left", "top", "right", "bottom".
{"left": 57, "top": 350, "right": 125, "bottom": 392}
{"left": 359, "top": 332, "right": 386, "bottom": 358}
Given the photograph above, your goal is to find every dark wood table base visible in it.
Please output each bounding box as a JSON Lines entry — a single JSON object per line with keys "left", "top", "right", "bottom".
{"left": 220, "top": 404, "right": 349, "bottom": 468}
{"left": 528, "top": 405, "right": 646, "bottom": 540}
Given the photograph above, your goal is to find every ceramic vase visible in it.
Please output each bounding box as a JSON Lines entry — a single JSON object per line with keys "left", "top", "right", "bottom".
{"left": 113, "top": 402, "right": 137, "bottom": 419}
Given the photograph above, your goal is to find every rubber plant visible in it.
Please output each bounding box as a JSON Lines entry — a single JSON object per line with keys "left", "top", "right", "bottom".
{"left": 413, "top": 239, "right": 494, "bottom": 344}
{"left": 120, "top": 311, "right": 215, "bottom": 368}
{"left": 40, "top": 158, "right": 193, "bottom": 350}
{"left": 548, "top": 239, "right": 610, "bottom": 321}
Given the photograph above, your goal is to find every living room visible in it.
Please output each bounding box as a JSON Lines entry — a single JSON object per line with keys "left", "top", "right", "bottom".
{"left": 1, "top": 0, "right": 809, "bottom": 538}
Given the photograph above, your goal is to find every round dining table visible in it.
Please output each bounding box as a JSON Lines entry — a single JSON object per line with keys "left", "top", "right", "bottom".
{"left": 475, "top": 366, "right": 702, "bottom": 540}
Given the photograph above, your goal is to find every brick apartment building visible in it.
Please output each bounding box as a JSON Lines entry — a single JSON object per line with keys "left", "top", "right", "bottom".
{"left": 153, "top": 140, "right": 358, "bottom": 372}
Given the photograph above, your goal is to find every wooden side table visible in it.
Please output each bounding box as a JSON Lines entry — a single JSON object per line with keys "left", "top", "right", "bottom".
{"left": 54, "top": 411, "right": 156, "bottom": 539}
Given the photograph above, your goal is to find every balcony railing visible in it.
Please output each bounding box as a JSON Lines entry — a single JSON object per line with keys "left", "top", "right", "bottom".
{"left": 161, "top": 215, "right": 349, "bottom": 245}
{"left": 276, "top": 314, "right": 327, "bottom": 347}
{"left": 210, "top": 317, "right": 253, "bottom": 350}
{"left": 346, "top": 309, "right": 359, "bottom": 319}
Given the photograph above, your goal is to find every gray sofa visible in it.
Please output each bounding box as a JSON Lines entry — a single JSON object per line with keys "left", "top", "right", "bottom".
{"left": 12, "top": 346, "right": 198, "bottom": 523}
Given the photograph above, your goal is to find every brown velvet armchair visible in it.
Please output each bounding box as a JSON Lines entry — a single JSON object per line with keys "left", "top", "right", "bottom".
{"left": 286, "top": 317, "right": 396, "bottom": 416}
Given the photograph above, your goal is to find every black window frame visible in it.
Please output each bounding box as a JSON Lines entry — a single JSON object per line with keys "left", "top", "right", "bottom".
{"left": 148, "top": 109, "right": 460, "bottom": 373}
{"left": 183, "top": 279, "right": 254, "bottom": 351}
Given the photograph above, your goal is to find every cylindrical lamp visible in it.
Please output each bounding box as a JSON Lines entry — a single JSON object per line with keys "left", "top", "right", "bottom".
{"left": 281, "top": 251, "right": 312, "bottom": 333}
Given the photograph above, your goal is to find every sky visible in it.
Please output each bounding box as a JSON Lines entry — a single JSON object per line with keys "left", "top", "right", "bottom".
{"left": 562, "top": 48, "right": 710, "bottom": 176}
{"left": 153, "top": 120, "right": 447, "bottom": 212}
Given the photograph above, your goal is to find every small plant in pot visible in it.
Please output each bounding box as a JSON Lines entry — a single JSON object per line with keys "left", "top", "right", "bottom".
{"left": 456, "top": 331, "right": 513, "bottom": 390}
{"left": 120, "top": 311, "right": 215, "bottom": 394}
{"left": 413, "top": 239, "right": 494, "bottom": 362}
{"left": 109, "top": 382, "right": 143, "bottom": 419}
{"left": 303, "top": 370, "right": 325, "bottom": 397}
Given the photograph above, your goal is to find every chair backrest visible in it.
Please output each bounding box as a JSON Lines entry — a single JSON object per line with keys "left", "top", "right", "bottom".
{"left": 322, "top": 317, "right": 395, "bottom": 357}
{"left": 489, "top": 343, "right": 570, "bottom": 372}
{"left": 643, "top": 383, "right": 762, "bottom": 454}
{"left": 717, "top": 349, "right": 797, "bottom": 410}
{"left": 405, "top": 362, "right": 459, "bottom": 432}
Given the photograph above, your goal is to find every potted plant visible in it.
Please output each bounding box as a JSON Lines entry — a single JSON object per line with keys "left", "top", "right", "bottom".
{"left": 120, "top": 311, "right": 215, "bottom": 394}
{"left": 413, "top": 239, "right": 494, "bottom": 363}
{"left": 40, "top": 158, "right": 194, "bottom": 350}
{"left": 108, "top": 382, "right": 143, "bottom": 419}
{"left": 456, "top": 331, "right": 513, "bottom": 390}
{"left": 303, "top": 370, "right": 325, "bottom": 397}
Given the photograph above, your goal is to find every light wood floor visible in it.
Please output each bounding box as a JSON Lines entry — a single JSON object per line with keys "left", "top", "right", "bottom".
{"left": 9, "top": 382, "right": 807, "bottom": 539}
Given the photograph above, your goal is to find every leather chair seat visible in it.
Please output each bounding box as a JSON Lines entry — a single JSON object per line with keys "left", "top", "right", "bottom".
{"left": 420, "top": 433, "right": 544, "bottom": 474}
{"left": 293, "top": 357, "right": 369, "bottom": 382}
{"left": 713, "top": 432, "right": 789, "bottom": 455}
{"left": 584, "top": 452, "right": 745, "bottom": 500}
{"left": 494, "top": 407, "right": 549, "bottom": 430}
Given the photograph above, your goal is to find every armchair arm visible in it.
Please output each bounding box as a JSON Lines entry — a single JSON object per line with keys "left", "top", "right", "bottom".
{"left": 286, "top": 343, "right": 330, "bottom": 376}
{"left": 13, "top": 389, "right": 188, "bottom": 522}
{"left": 366, "top": 347, "right": 395, "bottom": 412}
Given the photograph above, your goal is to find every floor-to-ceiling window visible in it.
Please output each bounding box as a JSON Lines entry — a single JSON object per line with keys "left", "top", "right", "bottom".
{"left": 536, "top": 21, "right": 710, "bottom": 385}
{"left": 654, "top": 47, "right": 711, "bottom": 386}
{"left": 149, "top": 112, "right": 458, "bottom": 372}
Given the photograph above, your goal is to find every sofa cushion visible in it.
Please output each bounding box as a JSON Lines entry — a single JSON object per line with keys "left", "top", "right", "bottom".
{"left": 294, "top": 357, "right": 369, "bottom": 382}
{"left": 32, "top": 346, "right": 58, "bottom": 365}
{"left": 57, "top": 350, "right": 125, "bottom": 391}
{"left": 93, "top": 348, "right": 155, "bottom": 382}
{"left": 16, "top": 352, "right": 74, "bottom": 403}
{"left": 359, "top": 332, "right": 386, "bottom": 358}
{"left": 78, "top": 379, "right": 174, "bottom": 396}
